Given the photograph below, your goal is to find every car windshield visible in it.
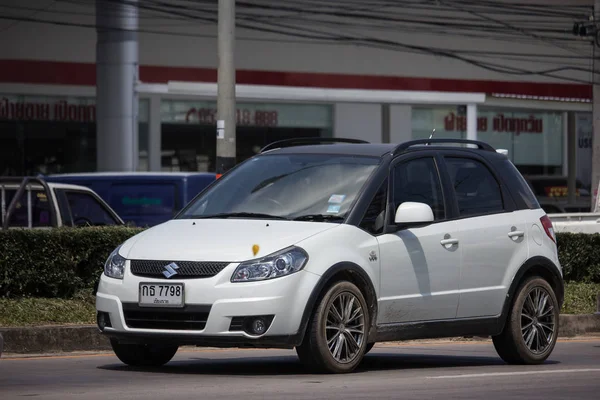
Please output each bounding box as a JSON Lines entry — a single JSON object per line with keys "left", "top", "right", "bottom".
{"left": 178, "top": 153, "right": 380, "bottom": 221}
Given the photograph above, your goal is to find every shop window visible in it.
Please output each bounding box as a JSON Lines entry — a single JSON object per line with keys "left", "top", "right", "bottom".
{"left": 411, "top": 106, "right": 564, "bottom": 177}
{"left": 159, "top": 101, "right": 333, "bottom": 172}
{"left": 0, "top": 94, "right": 149, "bottom": 176}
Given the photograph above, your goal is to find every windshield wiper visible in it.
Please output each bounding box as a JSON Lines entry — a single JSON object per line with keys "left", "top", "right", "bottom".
{"left": 194, "top": 212, "right": 289, "bottom": 220}
{"left": 293, "top": 214, "right": 345, "bottom": 222}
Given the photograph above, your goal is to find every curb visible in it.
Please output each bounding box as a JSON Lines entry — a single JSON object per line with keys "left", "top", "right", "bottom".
{"left": 1, "top": 314, "right": 599, "bottom": 355}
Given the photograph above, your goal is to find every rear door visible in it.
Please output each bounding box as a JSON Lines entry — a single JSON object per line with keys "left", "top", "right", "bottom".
{"left": 440, "top": 154, "right": 529, "bottom": 319}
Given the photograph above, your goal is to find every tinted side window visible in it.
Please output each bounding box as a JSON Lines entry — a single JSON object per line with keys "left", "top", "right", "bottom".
{"left": 445, "top": 157, "right": 504, "bottom": 217}
{"left": 359, "top": 178, "right": 387, "bottom": 235}
{"left": 62, "top": 191, "right": 119, "bottom": 226}
{"left": 5, "top": 189, "right": 52, "bottom": 227}
{"left": 392, "top": 157, "right": 445, "bottom": 221}
{"left": 108, "top": 183, "right": 178, "bottom": 217}
{"left": 492, "top": 158, "right": 540, "bottom": 210}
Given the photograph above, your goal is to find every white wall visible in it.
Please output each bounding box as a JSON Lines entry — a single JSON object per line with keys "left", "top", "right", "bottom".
{"left": 390, "top": 105, "right": 413, "bottom": 145}
{"left": 0, "top": 0, "right": 594, "bottom": 85}
{"left": 334, "top": 103, "right": 382, "bottom": 143}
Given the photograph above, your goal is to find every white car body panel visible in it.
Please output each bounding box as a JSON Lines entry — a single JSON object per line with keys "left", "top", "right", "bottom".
{"left": 454, "top": 211, "right": 531, "bottom": 318}
{"left": 119, "top": 219, "right": 339, "bottom": 262}
{"left": 377, "top": 220, "right": 462, "bottom": 324}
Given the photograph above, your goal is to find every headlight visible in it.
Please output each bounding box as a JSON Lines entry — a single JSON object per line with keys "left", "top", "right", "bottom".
{"left": 104, "top": 245, "right": 126, "bottom": 279}
{"left": 231, "top": 246, "right": 308, "bottom": 282}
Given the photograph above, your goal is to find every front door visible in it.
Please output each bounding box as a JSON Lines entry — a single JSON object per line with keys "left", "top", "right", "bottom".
{"left": 377, "top": 155, "right": 461, "bottom": 324}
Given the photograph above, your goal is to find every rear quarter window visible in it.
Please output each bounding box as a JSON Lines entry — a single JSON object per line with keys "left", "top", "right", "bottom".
{"left": 493, "top": 158, "right": 540, "bottom": 210}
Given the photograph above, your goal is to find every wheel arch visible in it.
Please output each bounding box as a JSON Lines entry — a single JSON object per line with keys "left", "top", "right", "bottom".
{"left": 499, "top": 256, "right": 564, "bottom": 331}
{"left": 296, "top": 262, "right": 378, "bottom": 345}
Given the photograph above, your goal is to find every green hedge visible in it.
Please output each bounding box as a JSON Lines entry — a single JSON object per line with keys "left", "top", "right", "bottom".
{"left": 0, "top": 228, "right": 599, "bottom": 299}
{"left": 555, "top": 232, "right": 600, "bottom": 283}
{"left": 0, "top": 227, "right": 143, "bottom": 298}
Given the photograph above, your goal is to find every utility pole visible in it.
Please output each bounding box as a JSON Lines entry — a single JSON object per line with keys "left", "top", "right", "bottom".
{"left": 216, "top": 0, "right": 236, "bottom": 177}
{"left": 592, "top": 0, "right": 600, "bottom": 211}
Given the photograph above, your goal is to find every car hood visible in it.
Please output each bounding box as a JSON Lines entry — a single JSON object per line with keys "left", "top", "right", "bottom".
{"left": 120, "top": 218, "right": 339, "bottom": 262}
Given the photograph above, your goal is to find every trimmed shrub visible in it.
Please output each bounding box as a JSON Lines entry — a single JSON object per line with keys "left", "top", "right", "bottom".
{"left": 556, "top": 232, "right": 600, "bottom": 283}
{"left": 0, "top": 228, "right": 599, "bottom": 299}
{"left": 0, "top": 226, "right": 143, "bottom": 298}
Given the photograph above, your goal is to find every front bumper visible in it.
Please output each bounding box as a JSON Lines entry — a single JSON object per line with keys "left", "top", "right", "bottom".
{"left": 95, "top": 261, "right": 320, "bottom": 349}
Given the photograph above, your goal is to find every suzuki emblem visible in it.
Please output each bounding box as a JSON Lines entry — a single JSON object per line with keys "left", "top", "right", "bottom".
{"left": 162, "top": 262, "right": 180, "bottom": 278}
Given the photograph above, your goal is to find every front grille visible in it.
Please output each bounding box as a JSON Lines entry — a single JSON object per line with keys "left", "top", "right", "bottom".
{"left": 122, "top": 303, "right": 211, "bottom": 331}
{"left": 130, "top": 260, "right": 229, "bottom": 279}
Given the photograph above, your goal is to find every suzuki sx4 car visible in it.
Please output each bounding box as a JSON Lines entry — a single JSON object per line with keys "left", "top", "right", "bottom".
{"left": 96, "top": 138, "right": 563, "bottom": 374}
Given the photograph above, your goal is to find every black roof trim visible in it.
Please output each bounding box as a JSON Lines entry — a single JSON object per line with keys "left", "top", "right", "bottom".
{"left": 260, "top": 137, "right": 369, "bottom": 153}
{"left": 392, "top": 139, "right": 496, "bottom": 155}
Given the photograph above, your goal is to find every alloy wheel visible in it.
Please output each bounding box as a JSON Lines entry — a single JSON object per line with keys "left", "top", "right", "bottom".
{"left": 325, "top": 291, "right": 366, "bottom": 363}
{"left": 520, "top": 286, "right": 556, "bottom": 354}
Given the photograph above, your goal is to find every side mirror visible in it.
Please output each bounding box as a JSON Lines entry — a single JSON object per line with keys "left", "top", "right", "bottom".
{"left": 394, "top": 202, "right": 434, "bottom": 226}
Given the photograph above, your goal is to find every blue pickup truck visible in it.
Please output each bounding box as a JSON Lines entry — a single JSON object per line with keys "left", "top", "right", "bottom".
{"left": 43, "top": 172, "right": 216, "bottom": 227}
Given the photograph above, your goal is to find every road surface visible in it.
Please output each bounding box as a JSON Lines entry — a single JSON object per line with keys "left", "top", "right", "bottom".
{"left": 1, "top": 338, "right": 599, "bottom": 399}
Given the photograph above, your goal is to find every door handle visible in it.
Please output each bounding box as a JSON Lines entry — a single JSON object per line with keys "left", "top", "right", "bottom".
{"left": 508, "top": 230, "right": 525, "bottom": 239}
{"left": 440, "top": 238, "right": 459, "bottom": 247}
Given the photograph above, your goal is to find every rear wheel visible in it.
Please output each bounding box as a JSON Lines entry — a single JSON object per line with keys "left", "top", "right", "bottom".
{"left": 296, "top": 281, "right": 369, "bottom": 374}
{"left": 110, "top": 339, "right": 179, "bottom": 367}
{"left": 492, "top": 276, "right": 559, "bottom": 364}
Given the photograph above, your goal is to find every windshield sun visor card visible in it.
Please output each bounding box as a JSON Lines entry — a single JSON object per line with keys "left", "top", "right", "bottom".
{"left": 327, "top": 204, "right": 341, "bottom": 213}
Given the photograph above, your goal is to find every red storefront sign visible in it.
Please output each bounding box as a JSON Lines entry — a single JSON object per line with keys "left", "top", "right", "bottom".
{"left": 0, "top": 98, "right": 96, "bottom": 122}
{"left": 444, "top": 112, "right": 543, "bottom": 135}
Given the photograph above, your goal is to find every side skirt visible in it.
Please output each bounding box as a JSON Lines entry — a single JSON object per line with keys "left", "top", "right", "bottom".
{"left": 374, "top": 316, "right": 504, "bottom": 342}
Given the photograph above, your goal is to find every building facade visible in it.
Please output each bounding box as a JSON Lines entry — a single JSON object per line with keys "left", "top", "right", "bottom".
{"left": 0, "top": 0, "right": 595, "bottom": 201}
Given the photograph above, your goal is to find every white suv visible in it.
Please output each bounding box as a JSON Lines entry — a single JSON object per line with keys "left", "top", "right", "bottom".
{"left": 96, "top": 138, "right": 564, "bottom": 374}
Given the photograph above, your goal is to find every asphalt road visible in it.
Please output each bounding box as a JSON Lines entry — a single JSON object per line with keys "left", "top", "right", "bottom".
{"left": 1, "top": 338, "right": 599, "bottom": 400}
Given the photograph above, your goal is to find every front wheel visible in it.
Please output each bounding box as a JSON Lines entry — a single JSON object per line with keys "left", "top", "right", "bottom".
{"left": 110, "top": 339, "right": 179, "bottom": 367}
{"left": 492, "top": 276, "right": 559, "bottom": 365}
{"left": 296, "top": 281, "right": 370, "bottom": 374}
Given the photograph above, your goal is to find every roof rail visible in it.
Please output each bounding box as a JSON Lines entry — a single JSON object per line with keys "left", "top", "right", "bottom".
{"left": 392, "top": 138, "right": 496, "bottom": 155}
{"left": 260, "top": 138, "right": 369, "bottom": 153}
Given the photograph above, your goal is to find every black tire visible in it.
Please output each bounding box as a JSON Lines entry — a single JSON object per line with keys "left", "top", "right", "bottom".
{"left": 110, "top": 339, "right": 179, "bottom": 367}
{"left": 296, "top": 281, "right": 370, "bottom": 374}
{"left": 492, "top": 276, "right": 559, "bottom": 365}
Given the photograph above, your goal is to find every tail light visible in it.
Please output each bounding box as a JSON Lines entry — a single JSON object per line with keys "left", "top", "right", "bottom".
{"left": 540, "top": 215, "right": 556, "bottom": 243}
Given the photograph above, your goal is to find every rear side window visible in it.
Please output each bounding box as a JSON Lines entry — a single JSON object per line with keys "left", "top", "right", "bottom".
{"left": 108, "top": 184, "right": 177, "bottom": 217}
{"left": 445, "top": 157, "right": 504, "bottom": 217}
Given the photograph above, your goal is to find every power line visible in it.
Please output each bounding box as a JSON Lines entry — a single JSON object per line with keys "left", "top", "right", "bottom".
{"left": 5, "top": 0, "right": 597, "bottom": 85}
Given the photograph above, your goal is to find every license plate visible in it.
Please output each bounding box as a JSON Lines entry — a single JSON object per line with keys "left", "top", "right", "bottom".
{"left": 138, "top": 282, "right": 184, "bottom": 308}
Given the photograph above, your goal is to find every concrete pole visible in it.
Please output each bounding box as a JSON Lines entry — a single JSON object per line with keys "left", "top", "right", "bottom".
{"left": 216, "top": 0, "right": 236, "bottom": 176}
{"left": 567, "top": 112, "right": 577, "bottom": 206}
{"left": 466, "top": 104, "right": 477, "bottom": 146}
{"left": 95, "top": 0, "right": 139, "bottom": 172}
{"left": 591, "top": 0, "right": 600, "bottom": 211}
